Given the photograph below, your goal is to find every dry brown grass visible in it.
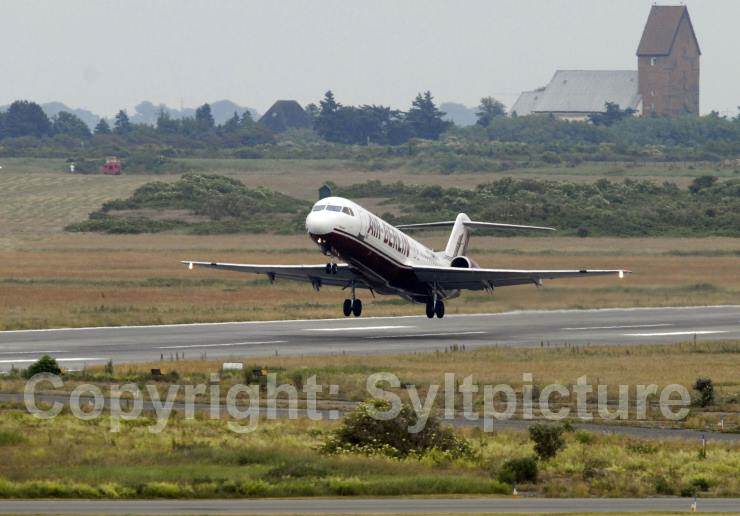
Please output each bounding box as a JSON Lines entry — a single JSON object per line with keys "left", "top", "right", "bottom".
{"left": 0, "top": 233, "right": 738, "bottom": 330}
{"left": 1, "top": 158, "right": 738, "bottom": 329}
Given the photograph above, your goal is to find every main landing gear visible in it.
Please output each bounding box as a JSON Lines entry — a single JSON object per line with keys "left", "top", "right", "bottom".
{"left": 343, "top": 298, "right": 362, "bottom": 317}
{"left": 342, "top": 280, "right": 362, "bottom": 317}
{"left": 425, "top": 299, "right": 445, "bottom": 319}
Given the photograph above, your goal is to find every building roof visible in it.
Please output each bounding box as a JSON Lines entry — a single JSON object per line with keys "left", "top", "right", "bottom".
{"left": 522, "top": 70, "right": 641, "bottom": 114}
{"left": 511, "top": 88, "right": 545, "bottom": 116}
{"left": 637, "top": 5, "right": 700, "bottom": 56}
{"left": 258, "top": 100, "right": 312, "bottom": 133}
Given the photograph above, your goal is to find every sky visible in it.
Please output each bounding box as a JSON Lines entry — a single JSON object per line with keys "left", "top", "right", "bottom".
{"left": 1, "top": 0, "right": 738, "bottom": 117}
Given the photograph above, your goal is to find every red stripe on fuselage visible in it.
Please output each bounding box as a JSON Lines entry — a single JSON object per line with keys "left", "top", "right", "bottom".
{"left": 311, "top": 229, "right": 429, "bottom": 296}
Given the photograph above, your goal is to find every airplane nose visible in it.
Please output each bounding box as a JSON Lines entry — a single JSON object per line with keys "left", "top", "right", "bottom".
{"left": 305, "top": 211, "right": 333, "bottom": 235}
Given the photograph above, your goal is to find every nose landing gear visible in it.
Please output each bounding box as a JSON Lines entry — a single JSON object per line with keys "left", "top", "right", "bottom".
{"left": 325, "top": 263, "right": 338, "bottom": 274}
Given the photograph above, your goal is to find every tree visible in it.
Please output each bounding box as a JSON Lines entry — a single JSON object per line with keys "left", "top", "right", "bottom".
{"left": 304, "top": 103, "right": 319, "bottom": 125}
{"left": 156, "top": 109, "right": 179, "bottom": 134}
{"left": 405, "top": 91, "right": 450, "bottom": 140}
{"left": 52, "top": 111, "right": 92, "bottom": 139}
{"left": 476, "top": 96, "right": 506, "bottom": 126}
{"left": 529, "top": 423, "right": 566, "bottom": 460}
{"left": 195, "top": 103, "right": 215, "bottom": 131}
{"left": 222, "top": 111, "right": 241, "bottom": 133}
{"left": 588, "top": 102, "right": 636, "bottom": 126}
{"left": 114, "top": 110, "right": 132, "bottom": 134}
{"left": 94, "top": 118, "right": 111, "bottom": 135}
{"left": 239, "top": 110, "right": 254, "bottom": 127}
{"left": 315, "top": 91, "right": 342, "bottom": 141}
{"left": 3, "top": 100, "right": 52, "bottom": 138}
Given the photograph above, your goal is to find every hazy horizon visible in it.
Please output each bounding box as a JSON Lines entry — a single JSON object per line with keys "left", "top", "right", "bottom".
{"left": 2, "top": 0, "right": 738, "bottom": 118}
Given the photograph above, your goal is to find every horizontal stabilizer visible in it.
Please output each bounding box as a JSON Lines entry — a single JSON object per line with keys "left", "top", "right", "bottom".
{"left": 396, "top": 221, "right": 556, "bottom": 232}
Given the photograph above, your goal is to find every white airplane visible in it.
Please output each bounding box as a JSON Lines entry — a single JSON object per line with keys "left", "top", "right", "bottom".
{"left": 184, "top": 193, "right": 629, "bottom": 319}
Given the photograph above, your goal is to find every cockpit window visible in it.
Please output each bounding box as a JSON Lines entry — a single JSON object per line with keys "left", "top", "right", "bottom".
{"left": 326, "top": 205, "right": 342, "bottom": 212}
{"left": 312, "top": 205, "right": 325, "bottom": 211}
{"left": 342, "top": 207, "right": 354, "bottom": 216}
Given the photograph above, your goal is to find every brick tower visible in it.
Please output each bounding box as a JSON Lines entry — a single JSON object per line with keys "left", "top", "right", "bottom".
{"left": 637, "top": 5, "right": 700, "bottom": 116}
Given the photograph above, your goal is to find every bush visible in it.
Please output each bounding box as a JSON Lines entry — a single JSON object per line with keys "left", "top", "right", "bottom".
{"left": 497, "top": 456, "right": 538, "bottom": 484}
{"left": 654, "top": 475, "right": 676, "bottom": 495}
{"left": 529, "top": 423, "right": 566, "bottom": 460}
{"left": 23, "top": 355, "right": 61, "bottom": 378}
{"left": 693, "top": 377, "right": 715, "bottom": 407}
{"left": 0, "top": 429, "right": 26, "bottom": 446}
{"left": 321, "top": 400, "right": 472, "bottom": 459}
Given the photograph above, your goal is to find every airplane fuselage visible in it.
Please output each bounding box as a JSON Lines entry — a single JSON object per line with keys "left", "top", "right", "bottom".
{"left": 305, "top": 197, "right": 458, "bottom": 302}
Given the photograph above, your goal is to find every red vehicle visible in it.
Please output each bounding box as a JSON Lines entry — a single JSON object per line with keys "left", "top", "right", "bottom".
{"left": 101, "top": 156, "right": 122, "bottom": 175}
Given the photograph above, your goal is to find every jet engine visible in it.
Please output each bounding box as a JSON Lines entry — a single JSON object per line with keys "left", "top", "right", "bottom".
{"left": 449, "top": 256, "right": 480, "bottom": 268}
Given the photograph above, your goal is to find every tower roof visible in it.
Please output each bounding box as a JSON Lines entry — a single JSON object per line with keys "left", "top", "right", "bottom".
{"left": 637, "top": 5, "right": 701, "bottom": 56}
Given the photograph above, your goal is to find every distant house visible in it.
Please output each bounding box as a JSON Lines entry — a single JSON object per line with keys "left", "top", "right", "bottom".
{"left": 258, "top": 100, "right": 312, "bottom": 133}
{"left": 512, "top": 5, "right": 700, "bottom": 119}
{"left": 511, "top": 71, "right": 641, "bottom": 121}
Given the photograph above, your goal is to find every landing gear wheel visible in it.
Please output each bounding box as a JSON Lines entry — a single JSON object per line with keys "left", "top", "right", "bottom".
{"left": 331, "top": 263, "right": 338, "bottom": 274}
{"left": 425, "top": 300, "right": 435, "bottom": 319}
{"left": 342, "top": 299, "right": 352, "bottom": 317}
{"left": 435, "top": 300, "right": 445, "bottom": 319}
{"left": 352, "top": 298, "right": 362, "bottom": 317}
{"left": 325, "top": 263, "right": 332, "bottom": 274}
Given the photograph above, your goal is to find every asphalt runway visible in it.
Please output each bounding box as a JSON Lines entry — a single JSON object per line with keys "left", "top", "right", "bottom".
{"left": 1, "top": 497, "right": 738, "bottom": 514}
{"left": 0, "top": 305, "right": 738, "bottom": 371}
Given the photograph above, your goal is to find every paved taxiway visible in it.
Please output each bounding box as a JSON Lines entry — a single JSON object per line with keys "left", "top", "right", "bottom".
{"left": 0, "top": 306, "right": 738, "bottom": 371}
{"left": 1, "top": 497, "right": 738, "bottom": 514}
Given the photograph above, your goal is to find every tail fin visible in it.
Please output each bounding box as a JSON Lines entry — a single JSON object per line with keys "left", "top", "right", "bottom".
{"left": 445, "top": 213, "right": 471, "bottom": 258}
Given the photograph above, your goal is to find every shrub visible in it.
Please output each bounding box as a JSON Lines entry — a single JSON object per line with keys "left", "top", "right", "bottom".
{"left": 654, "top": 475, "right": 676, "bottom": 495}
{"left": 574, "top": 430, "right": 595, "bottom": 444}
{"left": 0, "top": 429, "right": 26, "bottom": 446}
{"left": 321, "top": 400, "right": 472, "bottom": 458}
{"left": 497, "top": 456, "right": 538, "bottom": 484}
{"left": 693, "top": 377, "right": 715, "bottom": 407}
{"left": 23, "top": 355, "right": 61, "bottom": 378}
{"left": 690, "top": 476, "right": 711, "bottom": 492}
{"left": 529, "top": 423, "right": 566, "bottom": 460}
{"left": 626, "top": 441, "right": 657, "bottom": 454}
{"left": 689, "top": 175, "right": 718, "bottom": 193}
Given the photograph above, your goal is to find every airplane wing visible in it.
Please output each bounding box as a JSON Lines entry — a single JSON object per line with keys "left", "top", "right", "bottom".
{"left": 413, "top": 265, "right": 629, "bottom": 290}
{"left": 182, "top": 261, "right": 369, "bottom": 289}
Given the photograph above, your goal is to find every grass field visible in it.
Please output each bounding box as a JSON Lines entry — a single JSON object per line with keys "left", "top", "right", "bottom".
{"left": 0, "top": 232, "right": 738, "bottom": 329}
{"left": 0, "top": 409, "right": 737, "bottom": 499}
{"left": 0, "top": 157, "right": 738, "bottom": 329}
{"left": 0, "top": 157, "right": 736, "bottom": 238}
